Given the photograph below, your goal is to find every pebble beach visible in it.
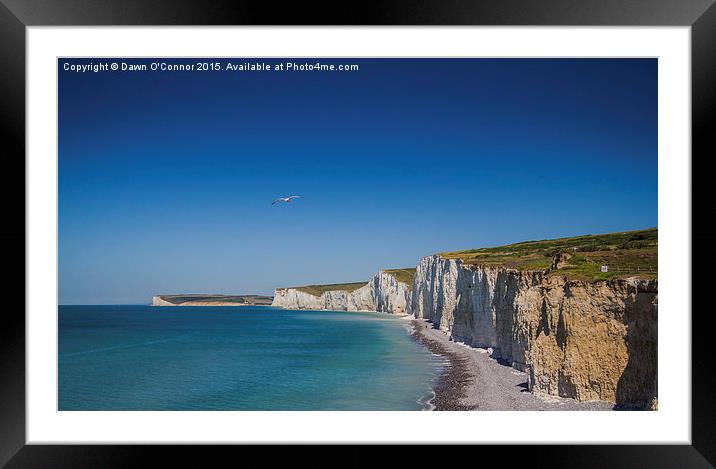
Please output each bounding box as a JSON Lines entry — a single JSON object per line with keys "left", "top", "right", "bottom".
{"left": 410, "top": 319, "right": 614, "bottom": 411}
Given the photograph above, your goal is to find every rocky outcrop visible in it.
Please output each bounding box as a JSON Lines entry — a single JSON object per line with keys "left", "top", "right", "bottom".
{"left": 272, "top": 271, "right": 411, "bottom": 314}
{"left": 410, "top": 255, "right": 657, "bottom": 408}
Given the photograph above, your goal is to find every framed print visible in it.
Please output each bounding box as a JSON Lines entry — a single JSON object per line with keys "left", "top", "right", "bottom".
{"left": 3, "top": 0, "right": 715, "bottom": 466}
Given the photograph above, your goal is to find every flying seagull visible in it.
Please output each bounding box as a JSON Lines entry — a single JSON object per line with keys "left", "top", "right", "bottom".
{"left": 272, "top": 195, "right": 303, "bottom": 205}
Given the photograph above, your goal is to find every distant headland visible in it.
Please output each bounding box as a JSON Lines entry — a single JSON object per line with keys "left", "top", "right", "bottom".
{"left": 152, "top": 294, "right": 273, "bottom": 307}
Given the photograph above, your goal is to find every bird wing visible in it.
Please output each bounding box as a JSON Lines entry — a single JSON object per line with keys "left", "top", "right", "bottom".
{"left": 289, "top": 195, "right": 303, "bottom": 200}
{"left": 272, "top": 198, "right": 283, "bottom": 205}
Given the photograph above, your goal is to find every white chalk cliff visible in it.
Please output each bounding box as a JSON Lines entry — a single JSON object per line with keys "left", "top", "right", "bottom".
{"left": 272, "top": 271, "right": 411, "bottom": 314}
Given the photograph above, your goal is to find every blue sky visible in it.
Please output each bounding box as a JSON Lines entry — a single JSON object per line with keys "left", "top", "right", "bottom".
{"left": 59, "top": 58, "right": 657, "bottom": 304}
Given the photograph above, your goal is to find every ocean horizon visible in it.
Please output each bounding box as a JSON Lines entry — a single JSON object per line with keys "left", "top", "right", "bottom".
{"left": 58, "top": 305, "right": 442, "bottom": 411}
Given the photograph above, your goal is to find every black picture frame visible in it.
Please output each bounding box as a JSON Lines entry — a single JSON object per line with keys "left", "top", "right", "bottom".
{"left": 2, "top": 0, "right": 713, "bottom": 466}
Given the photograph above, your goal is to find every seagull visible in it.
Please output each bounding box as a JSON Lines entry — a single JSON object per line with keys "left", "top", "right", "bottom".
{"left": 272, "top": 195, "right": 303, "bottom": 205}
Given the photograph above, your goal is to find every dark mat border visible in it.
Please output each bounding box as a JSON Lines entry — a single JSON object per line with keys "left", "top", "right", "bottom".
{"left": 2, "top": 0, "right": 713, "bottom": 466}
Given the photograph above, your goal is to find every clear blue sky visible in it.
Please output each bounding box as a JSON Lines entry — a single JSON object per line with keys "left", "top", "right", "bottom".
{"left": 59, "top": 58, "right": 657, "bottom": 304}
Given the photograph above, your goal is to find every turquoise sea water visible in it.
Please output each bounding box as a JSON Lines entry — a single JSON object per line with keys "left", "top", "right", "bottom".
{"left": 59, "top": 305, "right": 441, "bottom": 410}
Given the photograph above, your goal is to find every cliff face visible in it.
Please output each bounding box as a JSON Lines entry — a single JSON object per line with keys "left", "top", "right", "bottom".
{"left": 272, "top": 271, "right": 411, "bottom": 314}
{"left": 272, "top": 284, "right": 375, "bottom": 311}
{"left": 372, "top": 271, "right": 411, "bottom": 314}
{"left": 410, "top": 255, "right": 657, "bottom": 408}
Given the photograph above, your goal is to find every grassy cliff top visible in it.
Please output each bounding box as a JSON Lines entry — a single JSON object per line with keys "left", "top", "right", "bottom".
{"left": 384, "top": 268, "right": 416, "bottom": 289}
{"left": 292, "top": 282, "right": 368, "bottom": 297}
{"left": 441, "top": 228, "right": 657, "bottom": 281}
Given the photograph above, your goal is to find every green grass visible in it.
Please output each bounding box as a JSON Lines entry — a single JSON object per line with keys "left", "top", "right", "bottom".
{"left": 384, "top": 268, "right": 416, "bottom": 289}
{"left": 293, "top": 282, "right": 369, "bottom": 297}
{"left": 441, "top": 228, "right": 657, "bottom": 281}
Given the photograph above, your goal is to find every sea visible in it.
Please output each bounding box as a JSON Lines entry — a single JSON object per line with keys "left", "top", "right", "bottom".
{"left": 58, "top": 305, "right": 443, "bottom": 411}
